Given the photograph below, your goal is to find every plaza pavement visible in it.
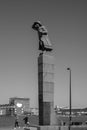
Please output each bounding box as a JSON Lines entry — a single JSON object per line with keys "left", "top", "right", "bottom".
{"left": 0, "top": 127, "right": 37, "bottom": 130}
{"left": 1, "top": 126, "right": 87, "bottom": 130}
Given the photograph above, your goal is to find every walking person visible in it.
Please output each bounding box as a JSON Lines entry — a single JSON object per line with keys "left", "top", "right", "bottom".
{"left": 23, "top": 115, "right": 30, "bottom": 127}
{"left": 14, "top": 115, "right": 20, "bottom": 129}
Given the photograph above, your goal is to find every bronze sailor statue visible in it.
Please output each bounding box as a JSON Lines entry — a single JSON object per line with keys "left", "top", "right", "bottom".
{"left": 32, "top": 21, "right": 53, "bottom": 52}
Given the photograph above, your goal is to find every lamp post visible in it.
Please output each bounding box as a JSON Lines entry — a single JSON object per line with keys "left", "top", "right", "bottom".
{"left": 67, "top": 68, "right": 72, "bottom": 130}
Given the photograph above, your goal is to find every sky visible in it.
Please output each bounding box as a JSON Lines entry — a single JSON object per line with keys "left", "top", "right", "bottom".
{"left": 0, "top": 0, "right": 87, "bottom": 108}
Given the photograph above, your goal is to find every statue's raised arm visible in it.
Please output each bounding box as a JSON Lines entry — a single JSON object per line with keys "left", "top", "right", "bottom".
{"left": 32, "top": 21, "right": 53, "bottom": 52}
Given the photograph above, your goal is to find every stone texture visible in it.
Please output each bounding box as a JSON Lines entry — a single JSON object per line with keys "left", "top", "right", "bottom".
{"left": 38, "top": 53, "right": 55, "bottom": 125}
{"left": 37, "top": 126, "right": 61, "bottom": 130}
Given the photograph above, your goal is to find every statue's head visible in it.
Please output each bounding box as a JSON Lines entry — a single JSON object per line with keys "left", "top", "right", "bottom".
{"left": 32, "top": 21, "right": 42, "bottom": 30}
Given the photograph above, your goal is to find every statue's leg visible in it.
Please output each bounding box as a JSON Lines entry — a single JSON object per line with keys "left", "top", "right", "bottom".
{"left": 39, "top": 41, "right": 45, "bottom": 51}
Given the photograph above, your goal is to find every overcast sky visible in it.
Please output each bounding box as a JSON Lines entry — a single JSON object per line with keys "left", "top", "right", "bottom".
{"left": 0, "top": 0, "right": 87, "bottom": 108}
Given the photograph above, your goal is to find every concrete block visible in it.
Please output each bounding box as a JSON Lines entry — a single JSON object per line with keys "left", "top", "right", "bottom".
{"left": 37, "top": 126, "right": 60, "bottom": 130}
{"left": 39, "top": 81, "right": 54, "bottom": 94}
{"left": 38, "top": 63, "right": 54, "bottom": 73}
{"left": 38, "top": 53, "right": 54, "bottom": 65}
{"left": 43, "top": 72, "right": 54, "bottom": 82}
{"left": 43, "top": 92, "right": 54, "bottom": 102}
{"left": 38, "top": 73, "right": 43, "bottom": 82}
{"left": 38, "top": 72, "right": 54, "bottom": 83}
{"left": 43, "top": 63, "right": 54, "bottom": 73}
{"left": 43, "top": 82, "right": 54, "bottom": 93}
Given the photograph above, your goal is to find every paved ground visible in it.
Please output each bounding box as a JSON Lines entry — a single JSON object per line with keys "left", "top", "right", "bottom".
{"left": 0, "top": 126, "right": 87, "bottom": 130}
{"left": 0, "top": 127, "right": 24, "bottom": 130}
{"left": 0, "top": 127, "right": 37, "bottom": 130}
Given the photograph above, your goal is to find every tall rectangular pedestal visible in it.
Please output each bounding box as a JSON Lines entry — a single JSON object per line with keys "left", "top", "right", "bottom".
{"left": 38, "top": 53, "right": 55, "bottom": 125}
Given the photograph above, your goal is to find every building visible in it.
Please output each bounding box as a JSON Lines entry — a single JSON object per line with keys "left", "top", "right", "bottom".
{"left": 9, "top": 97, "right": 30, "bottom": 115}
{"left": 55, "top": 106, "right": 87, "bottom": 125}
{"left": 0, "top": 104, "right": 14, "bottom": 115}
{"left": 55, "top": 106, "right": 87, "bottom": 116}
{"left": 0, "top": 97, "right": 30, "bottom": 116}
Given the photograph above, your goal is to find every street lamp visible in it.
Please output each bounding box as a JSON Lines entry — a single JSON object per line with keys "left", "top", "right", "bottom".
{"left": 67, "top": 68, "right": 72, "bottom": 130}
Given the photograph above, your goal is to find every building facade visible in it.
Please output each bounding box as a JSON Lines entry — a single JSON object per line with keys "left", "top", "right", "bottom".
{"left": 0, "top": 104, "right": 14, "bottom": 115}
{"left": 9, "top": 97, "right": 30, "bottom": 115}
{"left": 0, "top": 97, "right": 30, "bottom": 116}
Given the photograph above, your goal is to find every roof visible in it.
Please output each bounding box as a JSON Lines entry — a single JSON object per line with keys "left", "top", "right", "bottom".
{"left": 9, "top": 97, "right": 30, "bottom": 100}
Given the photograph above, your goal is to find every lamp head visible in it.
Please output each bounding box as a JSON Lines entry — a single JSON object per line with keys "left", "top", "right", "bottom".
{"left": 67, "top": 68, "right": 70, "bottom": 70}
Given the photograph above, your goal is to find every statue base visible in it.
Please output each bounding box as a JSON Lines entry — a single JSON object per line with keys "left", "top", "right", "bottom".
{"left": 38, "top": 53, "right": 57, "bottom": 125}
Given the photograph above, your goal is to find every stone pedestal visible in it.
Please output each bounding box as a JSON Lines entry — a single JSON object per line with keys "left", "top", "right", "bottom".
{"left": 37, "top": 126, "right": 61, "bottom": 130}
{"left": 38, "top": 53, "right": 55, "bottom": 125}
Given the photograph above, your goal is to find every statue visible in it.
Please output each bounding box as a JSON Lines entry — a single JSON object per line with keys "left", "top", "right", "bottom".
{"left": 32, "top": 21, "right": 53, "bottom": 52}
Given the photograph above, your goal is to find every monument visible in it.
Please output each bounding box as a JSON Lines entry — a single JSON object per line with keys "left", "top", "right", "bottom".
{"left": 32, "top": 21, "right": 53, "bottom": 52}
{"left": 32, "top": 21, "right": 58, "bottom": 129}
